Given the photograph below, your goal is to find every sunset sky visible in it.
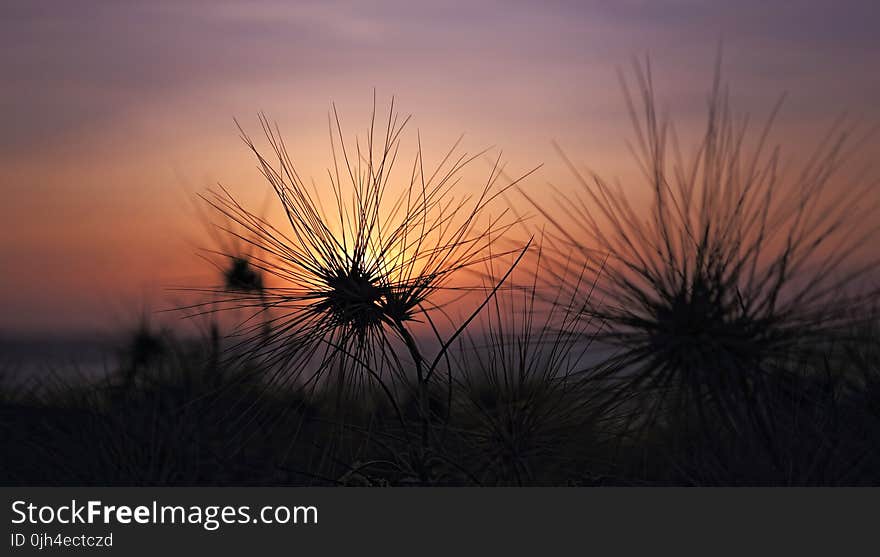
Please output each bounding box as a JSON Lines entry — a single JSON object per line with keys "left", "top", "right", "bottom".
{"left": 2, "top": 0, "right": 879, "bottom": 335}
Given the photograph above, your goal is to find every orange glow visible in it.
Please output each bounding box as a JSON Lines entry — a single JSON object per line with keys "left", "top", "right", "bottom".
{"left": 2, "top": 2, "right": 879, "bottom": 334}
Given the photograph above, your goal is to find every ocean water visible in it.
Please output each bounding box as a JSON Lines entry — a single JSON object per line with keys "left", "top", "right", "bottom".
{"left": 0, "top": 329, "right": 619, "bottom": 393}
{"left": 0, "top": 335, "right": 119, "bottom": 388}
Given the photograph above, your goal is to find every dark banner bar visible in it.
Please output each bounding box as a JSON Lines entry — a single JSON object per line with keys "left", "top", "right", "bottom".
{"left": 1, "top": 488, "right": 874, "bottom": 555}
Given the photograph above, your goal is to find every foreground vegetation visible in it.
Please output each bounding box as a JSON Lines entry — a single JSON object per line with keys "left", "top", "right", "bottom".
{"left": 1, "top": 315, "right": 878, "bottom": 485}
{"left": 3, "top": 63, "right": 879, "bottom": 486}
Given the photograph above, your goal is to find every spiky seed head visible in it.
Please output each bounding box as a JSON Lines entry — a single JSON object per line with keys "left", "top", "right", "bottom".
{"left": 224, "top": 256, "right": 264, "bottom": 293}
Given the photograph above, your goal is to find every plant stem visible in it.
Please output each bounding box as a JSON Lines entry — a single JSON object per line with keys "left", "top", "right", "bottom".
{"left": 395, "top": 321, "right": 430, "bottom": 483}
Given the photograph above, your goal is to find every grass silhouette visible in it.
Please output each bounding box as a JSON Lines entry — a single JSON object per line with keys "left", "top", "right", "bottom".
{"left": 2, "top": 68, "right": 879, "bottom": 486}
{"left": 179, "top": 95, "right": 537, "bottom": 482}
{"left": 521, "top": 59, "right": 880, "bottom": 454}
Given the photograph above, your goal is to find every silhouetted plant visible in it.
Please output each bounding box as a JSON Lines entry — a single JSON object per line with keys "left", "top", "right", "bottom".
{"left": 522, "top": 59, "right": 880, "bottom": 440}
{"left": 222, "top": 256, "right": 264, "bottom": 293}
{"left": 445, "top": 247, "right": 621, "bottom": 485}
{"left": 197, "top": 201, "right": 267, "bottom": 296}
{"left": 118, "top": 315, "right": 166, "bottom": 390}
{"left": 190, "top": 96, "right": 535, "bottom": 481}
{"left": 187, "top": 188, "right": 268, "bottom": 350}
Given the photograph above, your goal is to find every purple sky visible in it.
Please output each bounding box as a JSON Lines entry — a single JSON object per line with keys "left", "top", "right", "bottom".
{"left": 2, "top": 1, "right": 879, "bottom": 334}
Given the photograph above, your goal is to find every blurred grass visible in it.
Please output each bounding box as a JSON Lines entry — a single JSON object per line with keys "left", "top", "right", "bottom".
{"left": 3, "top": 65, "right": 879, "bottom": 486}
{"left": 1, "top": 311, "right": 878, "bottom": 486}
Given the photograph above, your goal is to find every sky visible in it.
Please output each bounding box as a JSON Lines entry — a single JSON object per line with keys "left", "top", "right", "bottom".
{"left": 2, "top": 0, "right": 879, "bottom": 335}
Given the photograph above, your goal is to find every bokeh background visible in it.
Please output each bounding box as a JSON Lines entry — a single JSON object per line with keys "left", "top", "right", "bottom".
{"left": 2, "top": 0, "right": 879, "bottom": 336}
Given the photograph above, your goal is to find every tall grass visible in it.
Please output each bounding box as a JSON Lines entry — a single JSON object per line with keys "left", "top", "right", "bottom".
{"left": 182, "top": 96, "right": 537, "bottom": 482}
{"left": 443, "top": 247, "right": 626, "bottom": 485}
{"left": 3, "top": 68, "right": 879, "bottom": 486}
{"left": 521, "top": 59, "right": 880, "bottom": 450}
